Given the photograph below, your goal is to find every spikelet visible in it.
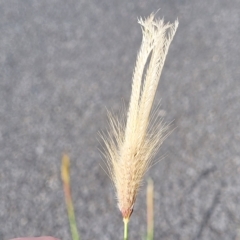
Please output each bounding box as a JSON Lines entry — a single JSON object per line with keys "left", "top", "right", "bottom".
{"left": 102, "top": 13, "right": 178, "bottom": 220}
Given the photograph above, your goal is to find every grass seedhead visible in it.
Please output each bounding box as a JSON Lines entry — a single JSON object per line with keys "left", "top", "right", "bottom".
{"left": 101, "top": 13, "right": 178, "bottom": 223}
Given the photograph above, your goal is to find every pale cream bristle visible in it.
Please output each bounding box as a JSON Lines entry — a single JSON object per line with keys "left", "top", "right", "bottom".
{"left": 102, "top": 13, "right": 178, "bottom": 220}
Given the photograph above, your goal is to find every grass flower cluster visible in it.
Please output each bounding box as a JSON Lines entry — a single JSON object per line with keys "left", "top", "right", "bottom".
{"left": 62, "top": 12, "right": 178, "bottom": 240}
{"left": 102, "top": 13, "right": 178, "bottom": 226}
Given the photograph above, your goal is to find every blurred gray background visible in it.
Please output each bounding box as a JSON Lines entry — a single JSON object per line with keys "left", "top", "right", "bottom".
{"left": 0, "top": 0, "right": 240, "bottom": 239}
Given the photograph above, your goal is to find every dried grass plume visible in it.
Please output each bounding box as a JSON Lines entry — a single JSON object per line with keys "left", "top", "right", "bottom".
{"left": 101, "top": 13, "right": 178, "bottom": 220}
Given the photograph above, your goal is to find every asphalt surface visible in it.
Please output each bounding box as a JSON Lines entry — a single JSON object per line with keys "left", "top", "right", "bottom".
{"left": 1, "top": 1, "right": 240, "bottom": 240}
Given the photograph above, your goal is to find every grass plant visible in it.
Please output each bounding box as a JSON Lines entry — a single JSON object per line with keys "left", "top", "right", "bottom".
{"left": 62, "top": 12, "right": 178, "bottom": 240}
{"left": 101, "top": 13, "right": 178, "bottom": 239}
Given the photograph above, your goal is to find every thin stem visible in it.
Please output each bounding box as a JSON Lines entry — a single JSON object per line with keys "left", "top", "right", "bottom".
{"left": 123, "top": 218, "right": 129, "bottom": 240}
{"left": 61, "top": 154, "right": 80, "bottom": 240}
{"left": 68, "top": 201, "right": 80, "bottom": 240}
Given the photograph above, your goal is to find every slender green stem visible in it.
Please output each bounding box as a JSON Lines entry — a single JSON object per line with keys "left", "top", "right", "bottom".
{"left": 61, "top": 154, "right": 80, "bottom": 240}
{"left": 68, "top": 202, "right": 80, "bottom": 240}
{"left": 123, "top": 218, "right": 129, "bottom": 240}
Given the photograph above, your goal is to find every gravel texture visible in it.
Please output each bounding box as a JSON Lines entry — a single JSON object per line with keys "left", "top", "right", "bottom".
{"left": 1, "top": 1, "right": 240, "bottom": 240}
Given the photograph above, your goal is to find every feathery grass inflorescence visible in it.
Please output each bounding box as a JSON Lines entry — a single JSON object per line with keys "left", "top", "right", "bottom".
{"left": 102, "top": 13, "right": 178, "bottom": 225}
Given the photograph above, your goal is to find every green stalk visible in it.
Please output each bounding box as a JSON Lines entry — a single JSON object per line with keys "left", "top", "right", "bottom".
{"left": 67, "top": 200, "right": 80, "bottom": 240}
{"left": 61, "top": 154, "right": 80, "bottom": 240}
{"left": 123, "top": 218, "right": 129, "bottom": 240}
